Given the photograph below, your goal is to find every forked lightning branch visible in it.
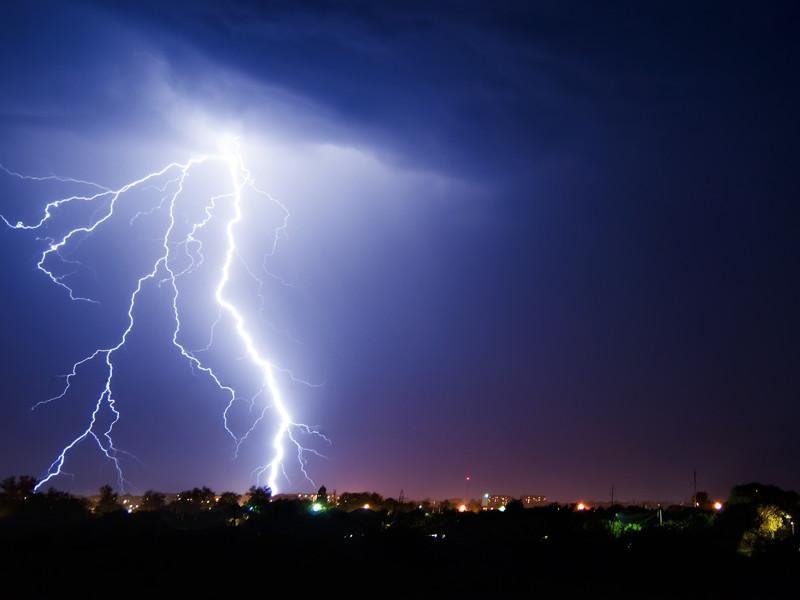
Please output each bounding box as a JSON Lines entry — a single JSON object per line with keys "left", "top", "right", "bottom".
{"left": 0, "top": 139, "right": 328, "bottom": 494}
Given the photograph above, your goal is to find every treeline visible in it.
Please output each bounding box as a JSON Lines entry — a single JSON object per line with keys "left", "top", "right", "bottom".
{"left": 0, "top": 478, "right": 429, "bottom": 521}
{"left": 1, "top": 475, "right": 798, "bottom": 558}
{"left": 1, "top": 476, "right": 798, "bottom": 597}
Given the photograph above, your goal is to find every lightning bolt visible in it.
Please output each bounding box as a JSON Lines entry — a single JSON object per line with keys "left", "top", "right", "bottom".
{"left": 1, "top": 141, "right": 327, "bottom": 494}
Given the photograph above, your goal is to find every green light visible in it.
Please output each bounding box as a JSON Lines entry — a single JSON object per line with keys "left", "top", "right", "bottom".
{"left": 311, "top": 502, "right": 324, "bottom": 513}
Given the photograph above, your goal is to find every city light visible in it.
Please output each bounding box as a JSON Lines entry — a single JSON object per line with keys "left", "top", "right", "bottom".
{"left": 310, "top": 502, "right": 324, "bottom": 513}
{"left": 362, "top": 504, "right": 370, "bottom": 510}
{"left": 498, "top": 505, "right": 506, "bottom": 512}
{"left": 576, "top": 502, "right": 587, "bottom": 511}
{"left": 713, "top": 501, "right": 723, "bottom": 511}
{"left": 458, "top": 504, "right": 467, "bottom": 513}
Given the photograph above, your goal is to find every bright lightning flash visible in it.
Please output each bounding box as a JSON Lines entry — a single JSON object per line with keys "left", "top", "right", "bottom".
{"left": 1, "top": 139, "right": 328, "bottom": 494}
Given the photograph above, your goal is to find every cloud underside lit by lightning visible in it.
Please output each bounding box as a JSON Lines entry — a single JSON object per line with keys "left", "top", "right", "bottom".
{"left": 1, "top": 144, "right": 329, "bottom": 494}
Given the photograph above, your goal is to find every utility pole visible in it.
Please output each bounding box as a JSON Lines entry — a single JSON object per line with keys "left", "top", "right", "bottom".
{"left": 611, "top": 484, "right": 615, "bottom": 506}
{"left": 693, "top": 469, "right": 698, "bottom": 507}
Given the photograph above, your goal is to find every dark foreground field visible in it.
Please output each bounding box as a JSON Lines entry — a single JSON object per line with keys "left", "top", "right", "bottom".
{"left": 1, "top": 488, "right": 798, "bottom": 599}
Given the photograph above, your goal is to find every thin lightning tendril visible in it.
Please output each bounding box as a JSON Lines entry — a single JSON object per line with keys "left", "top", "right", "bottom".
{"left": 0, "top": 146, "right": 327, "bottom": 494}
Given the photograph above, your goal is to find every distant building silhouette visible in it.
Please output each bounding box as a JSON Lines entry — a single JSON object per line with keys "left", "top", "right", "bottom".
{"left": 480, "top": 493, "right": 546, "bottom": 509}
{"left": 289, "top": 492, "right": 339, "bottom": 505}
{"left": 481, "top": 494, "right": 512, "bottom": 509}
{"left": 520, "top": 494, "right": 547, "bottom": 507}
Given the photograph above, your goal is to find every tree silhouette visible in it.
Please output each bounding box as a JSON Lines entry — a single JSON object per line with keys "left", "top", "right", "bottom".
{"left": 214, "top": 491, "right": 242, "bottom": 521}
{"left": 246, "top": 486, "right": 272, "bottom": 514}
{"left": 316, "top": 485, "right": 328, "bottom": 506}
{"left": 217, "top": 491, "right": 241, "bottom": 508}
{"left": 141, "top": 490, "right": 166, "bottom": 511}
{"left": 0, "top": 475, "right": 37, "bottom": 500}
{"left": 95, "top": 484, "right": 123, "bottom": 515}
{"left": 171, "top": 487, "right": 216, "bottom": 516}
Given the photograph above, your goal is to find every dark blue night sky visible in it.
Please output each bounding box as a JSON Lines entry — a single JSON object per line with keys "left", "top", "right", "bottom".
{"left": 1, "top": 1, "right": 798, "bottom": 502}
